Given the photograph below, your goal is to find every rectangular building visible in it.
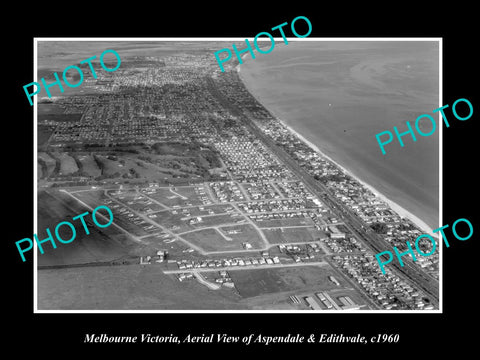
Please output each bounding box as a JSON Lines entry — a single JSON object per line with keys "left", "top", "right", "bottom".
{"left": 304, "top": 296, "right": 322, "bottom": 310}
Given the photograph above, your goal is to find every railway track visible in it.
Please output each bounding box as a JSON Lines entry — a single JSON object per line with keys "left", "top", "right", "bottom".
{"left": 206, "top": 76, "right": 439, "bottom": 305}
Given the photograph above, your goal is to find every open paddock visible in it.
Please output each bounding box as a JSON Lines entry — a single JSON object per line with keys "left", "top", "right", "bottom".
{"left": 140, "top": 186, "right": 207, "bottom": 207}
{"left": 229, "top": 264, "right": 338, "bottom": 298}
{"left": 36, "top": 190, "right": 153, "bottom": 267}
{"left": 71, "top": 189, "right": 109, "bottom": 207}
{"left": 122, "top": 157, "right": 176, "bottom": 179}
{"left": 37, "top": 265, "right": 246, "bottom": 310}
{"left": 95, "top": 155, "right": 124, "bottom": 176}
{"left": 217, "top": 224, "right": 265, "bottom": 248}
{"left": 264, "top": 227, "right": 327, "bottom": 244}
{"left": 71, "top": 190, "right": 154, "bottom": 236}
{"left": 38, "top": 103, "right": 66, "bottom": 116}
{"left": 180, "top": 226, "right": 263, "bottom": 253}
{"left": 38, "top": 113, "right": 83, "bottom": 123}
{"left": 38, "top": 152, "right": 56, "bottom": 178}
{"left": 57, "top": 153, "right": 79, "bottom": 175}
{"left": 107, "top": 190, "right": 164, "bottom": 213}
{"left": 138, "top": 234, "right": 192, "bottom": 257}
{"left": 38, "top": 125, "right": 56, "bottom": 147}
{"left": 190, "top": 213, "right": 243, "bottom": 229}
{"left": 108, "top": 211, "right": 154, "bottom": 237}
{"left": 149, "top": 210, "right": 195, "bottom": 233}
{"left": 252, "top": 217, "right": 314, "bottom": 228}
{"left": 178, "top": 204, "right": 235, "bottom": 217}
{"left": 77, "top": 154, "right": 102, "bottom": 177}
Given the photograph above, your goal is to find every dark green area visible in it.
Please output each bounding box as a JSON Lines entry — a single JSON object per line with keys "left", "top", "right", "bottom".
{"left": 370, "top": 222, "right": 389, "bottom": 234}
{"left": 38, "top": 113, "right": 83, "bottom": 122}
{"left": 38, "top": 125, "right": 55, "bottom": 146}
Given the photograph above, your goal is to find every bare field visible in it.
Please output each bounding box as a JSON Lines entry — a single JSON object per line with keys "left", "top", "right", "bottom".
{"left": 172, "top": 204, "right": 234, "bottom": 217}
{"left": 218, "top": 224, "right": 265, "bottom": 247}
{"left": 254, "top": 217, "right": 314, "bottom": 228}
{"left": 107, "top": 190, "right": 164, "bottom": 213}
{"left": 229, "top": 264, "right": 338, "bottom": 298}
{"left": 180, "top": 223, "right": 265, "bottom": 252}
{"left": 71, "top": 189, "right": 109, "bottom": 206}
{"left": 38, "top": 103, "right": 66, "bottom": 115}
{"left": 38, "top": 113, "right": 83, "bottom": 122}
{"left": 37, "top": 190, "right": 152, "bottom": 267}
{"left": 180, "top": 228, "right": 248, "bottom": 252}
{"left": 72, "top": 190, "right": 153, "bottom": 236}
{"left": 190, "top": 214, "right": 242, "bottom": 228}
{"left": 37, "top": 264, "right": 246, "bottom": 310}
{"left": 150, "top": 210, "right": 195, "bottom": 233}
{"left": 144, "top": 186, "right": 206, "bottom": 207}
{"left": 263, "top": 227, "right": 325, "bottom": 244}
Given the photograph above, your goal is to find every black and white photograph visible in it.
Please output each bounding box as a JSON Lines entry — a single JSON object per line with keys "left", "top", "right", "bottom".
{"left": 5, "top": 5, "right": 477, "bottom": 354}
{"left": 33, "top": 39, "right": 441, "bottom": 312}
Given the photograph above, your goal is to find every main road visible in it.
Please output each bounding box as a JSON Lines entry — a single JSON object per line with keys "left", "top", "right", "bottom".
{"left": 206, "top": 76, "right": 439, "bottom": 305}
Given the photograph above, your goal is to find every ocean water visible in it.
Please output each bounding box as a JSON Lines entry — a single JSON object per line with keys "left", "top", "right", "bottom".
{"left": 239, "top": 41, "right": 440, "bottom": 229}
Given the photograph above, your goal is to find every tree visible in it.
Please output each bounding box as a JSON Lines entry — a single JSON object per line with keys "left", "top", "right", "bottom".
{"left": 370, "top": 223, "right": 389, "bottom": 234}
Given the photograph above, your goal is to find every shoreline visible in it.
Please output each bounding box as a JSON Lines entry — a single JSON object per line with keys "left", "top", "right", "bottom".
{"left": 236, "top": 66, "right": 434, "bottom": 235}
{"left": 280, "top": 121, "right": 433, "bottom": 234}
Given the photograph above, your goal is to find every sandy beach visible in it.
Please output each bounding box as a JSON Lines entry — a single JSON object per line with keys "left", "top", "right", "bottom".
{"left": 236, "top": 41, "right": 439, "bottom": 234}
{"left": 279, "top": 119, "right": 434, "bottom": 234}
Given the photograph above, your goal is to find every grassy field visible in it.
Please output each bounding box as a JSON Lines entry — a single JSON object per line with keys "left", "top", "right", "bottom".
{"left": 107, "top": 190, "right": 164, "bottom": 213}
{"left": 144, "top": 186, "right": 206, "bottom": 207}
{"left": 70, "top": 189, "right": 109, "bottom": 207}
{"left": 133, "top": 234, "right": 195, "bottom": 258}
{"left": 138, "top": 234, "right": 173, "bottom": 248}
{"left": 180, "top": 225, "right": 265, "bottom": 252}
{"left": 217, "top": 224, "right": 265, "bottom": 248}
{"left": 38, "top": 125, "right": 56, "bottom": 147}
{"left": 37, "top": 189, "right": 153, "bottom": 267}
{"left": 172, "top": 204, "right": 234, "bottom": 218}
{"left": 38, "top": 103, "right": 65, "bottom": 115}
{"left": 150, "top": 210, "right": 195, "bottom": 233}
{"left": 38, "top": 152, "right": 56, "bottom": 178}
{"left": 77, "top": 154, "right": 101, "bottom": 177}
{"left": 95, "top": 155, "right": 123, "bottom": 176}
{"left": 57, "top": 153, "right": 78, "bottom": 175}
{"left": 37, "top": 264, "right": 246, "bottom": 310}
{"left": 73, "top": 190, "right": 153, "bottom": 237}
{"left": 37, "top": 145, "right": 221, "bottom": 183}
{"left": 254, "top": 217, "right": 314, "bottom": 228}
{"left": 180, "top": 228, "right": 241, "bottom": 252}
{"left": 263, "top": 227, "right": 325, "bottom": 244}
{"left": 140, "top": 188, "right": 188, "bottom": 207}
{"left": 38, "top": 162, "right": 43, "bottom": 178}
{"left": 122, "top": 157, "right": 177, "bottom": 179}
{"left": 190, "top": 214, "right": 242, "bottom": 228}
{"left": 229, "top": 265, "right": 338, "bottom": 298}
{"left": 38, "top": 113, "right": 83, "bottom": 122}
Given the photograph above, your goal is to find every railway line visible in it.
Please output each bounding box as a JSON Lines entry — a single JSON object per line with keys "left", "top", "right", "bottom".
{"left": 206, "top": 76, "right": 439, "bottom": 305}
